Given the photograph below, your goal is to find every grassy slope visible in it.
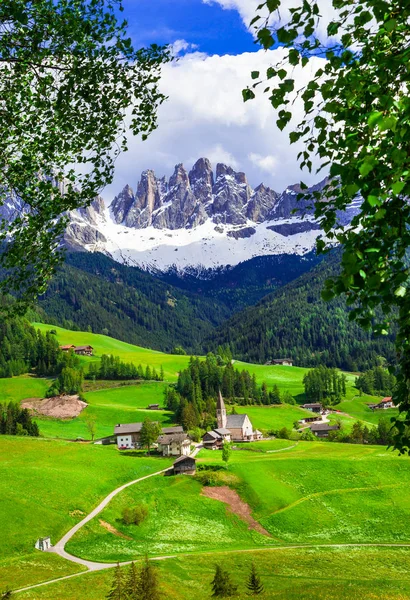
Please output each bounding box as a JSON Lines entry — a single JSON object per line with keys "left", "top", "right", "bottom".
{"left": 32, "top": 323, "right": 192, "bottom": 381}
{"left": 36, "top": 382, "right": 176, "bottom": 439}
{"left": 17, "top": 548, "right": 410, "bottom": 600}
{"left": 66, "top": 441, "right": 410, "bottom": 565}
{"left": 0, "top": 376, "right": 51, "bottom": 403}
{"left": 66, "top": 474, "right": 270, "bottom": 562}
{"left": 0, "top": 436, "right": 173, "bottom": 589}
{"left": 199, "top": 443, "right": 410, "bottom": 545}
{"left": 3, "top": 324, "right": 390, "bottom": 438}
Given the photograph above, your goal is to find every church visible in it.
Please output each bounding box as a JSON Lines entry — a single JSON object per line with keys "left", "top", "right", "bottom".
{"left": 203, "top": 391, "right": 262, "bottom": 447}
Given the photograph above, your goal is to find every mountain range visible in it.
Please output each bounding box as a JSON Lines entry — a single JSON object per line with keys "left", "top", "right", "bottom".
{"left": 62, "top": 157, "right": 361, "bottom": 274}
{"left": 4, "top": 156, "right": 390, "bottom": 371}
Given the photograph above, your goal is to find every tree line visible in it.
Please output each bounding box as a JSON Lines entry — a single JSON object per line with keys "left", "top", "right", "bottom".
{"left": 164, "top": 353, "right": 292, "bottom": 431}
{"left": 0, "top": 403, "right": 39, "bottom": 437}
{"left": 356, "top": 366, "right": 396, "bottom": 397}
{"left": 0, "top": 317, "right": 73, "bottom": 378}
{"left": 87, "top": 355, "right": 164, "bottom": 382}
{"left": 303, "top": 366, "right": 347, "bottom": 405}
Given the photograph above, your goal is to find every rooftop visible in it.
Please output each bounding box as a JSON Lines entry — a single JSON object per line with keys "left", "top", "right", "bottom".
{"left": 226, "top": 414, "right": 247, "bottom": 428}
{"left": 114, "top": 422, "right": 143, "bottom": 435}
{"left": 310, "top": 423, "right": 340, "bottom": 432}
{"left": 157, "top": 433, "right": 190, "bottom": 444}
{"left": 174, "top": 455, "right": 196, "bottom": 465}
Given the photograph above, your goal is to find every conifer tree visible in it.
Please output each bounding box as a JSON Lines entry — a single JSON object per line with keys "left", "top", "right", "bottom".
{"left": 211, "top": 564, "right": 238, "bottom": 597}
{"left": 137, "top": 556, "right": 160, "bottom": 600}
{"left": 106, "top": 563, "right": 125, "bottom": 600}
{"left": 246, "top": 563, "right": 264, "bottom": 596}
{"left": 124, "top": 562, "right": 139, "bottom": 600}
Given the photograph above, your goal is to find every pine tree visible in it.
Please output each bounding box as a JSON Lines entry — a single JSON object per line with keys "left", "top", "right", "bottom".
{"left": 211, "top": 564, "right": 238, "bottom": 597}
{"left": 124, "top": 562, "right": 139, "bottom": 600}
{"left": 246, "top": 563, "right": 264, "bottom": 595}
{"left": 106, "top": 563, "right": 125, "bottom": 600}
{"left": 137, "top": 556, "right": 160, "bottom": 600}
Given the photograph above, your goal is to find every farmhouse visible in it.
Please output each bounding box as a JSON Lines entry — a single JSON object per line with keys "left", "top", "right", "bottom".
{"left": 301, "top": 403, "right": 323, "bottom": 413}
{"left": 265, "top": 358, "right": 293, "bottom": 366}
{"left": 309, "top": 423, "right": 340, "bottom": 438}
{"left": 115, "top": 422, "right": 143, "bottom": 449}
{"left": 368, "top": 397, "right": 395, "bottom": 410}
{"left": 114, "top": 423, "right": 183, "bottom": 449}
{"left": 173, "top": 455, "right": 196, "bottom": 475}
{"left": 157, "top": 432, "right": 191, "bottom": 457}
{"left": 60, "top": 344, "right": 94, "bottom": 356}
{"left": 148, "top": 404, "right": 160, "bottom": 410}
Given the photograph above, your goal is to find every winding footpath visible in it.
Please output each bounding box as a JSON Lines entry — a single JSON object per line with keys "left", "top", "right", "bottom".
{"left": 12, "top": 444, "right": 410, "bottom": 595}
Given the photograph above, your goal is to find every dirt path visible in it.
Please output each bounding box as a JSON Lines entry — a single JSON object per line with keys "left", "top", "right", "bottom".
{"left": 48, "top": 466, "right": 172, "bottom": 571}
{"left": 14, "top": 543, "right": 410, "bottom": 595}
{"left": 202, "top": 486, "right": 271, "bottom": 537}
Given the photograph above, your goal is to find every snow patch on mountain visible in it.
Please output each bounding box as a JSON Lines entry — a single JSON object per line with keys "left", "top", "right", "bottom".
{"left": 80, "top": 208, "right": 321, "bottom": 271}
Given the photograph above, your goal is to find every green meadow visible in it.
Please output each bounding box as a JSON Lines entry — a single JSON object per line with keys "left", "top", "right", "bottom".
{"left": 65, "top": 441, "right": 410, "bottom": 565}
{"left": 66, "top": 474, "right": 271, "bottom": 562}
{"left": 16, "top": 547, "right": 410, "bottom": 600}
{"left": 35, "top": 382, "right": 176, "bottom": 439}
{"left": 235, "top": 404, "right": 312, "bottom": 432}
{"left": 0, "top": 375, "right": 51, "bottom": 403}
{"left": 0, "top": 436, "right": 172, "bottom": 590}
{"left": 32, "top": 323, "right": 192, "bottom": 381}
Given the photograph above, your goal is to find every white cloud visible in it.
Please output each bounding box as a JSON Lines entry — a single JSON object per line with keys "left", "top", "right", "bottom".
{"left": 202, "top": 0, "right": 338, "bottom": 43}
{"left": 248, "top": 153, "right": 278, "bottom": 173}
{"left": 105, "top": 48, "right": 326, "bottom": 200}
{"left": 171, "top": 39, "right": 199, "bottom": 56}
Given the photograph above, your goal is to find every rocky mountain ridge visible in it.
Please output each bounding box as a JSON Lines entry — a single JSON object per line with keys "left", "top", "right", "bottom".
{"left": 109, "top": 158, "right": 305, "bottom": 230}
{"left": 0, "top": 158, "right": 361, "bottom": 274}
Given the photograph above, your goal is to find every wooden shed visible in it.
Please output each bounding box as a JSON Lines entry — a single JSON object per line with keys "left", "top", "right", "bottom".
{"left": 173, "top": 455, "right": 196, "bottom": 475}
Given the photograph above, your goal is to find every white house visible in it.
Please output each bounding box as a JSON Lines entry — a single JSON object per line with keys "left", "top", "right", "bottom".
{"left": 157, "top": 432, "right": 191, "bottom": 456}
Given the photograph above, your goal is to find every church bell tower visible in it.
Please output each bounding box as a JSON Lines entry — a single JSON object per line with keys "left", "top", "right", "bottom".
{"left": 216, "top": 390, "right": 227, "bottom": 429}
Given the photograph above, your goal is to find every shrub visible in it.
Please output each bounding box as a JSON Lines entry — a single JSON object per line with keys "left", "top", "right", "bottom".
{"left": 122, "top": 504, "right": 149, "bottom": 526}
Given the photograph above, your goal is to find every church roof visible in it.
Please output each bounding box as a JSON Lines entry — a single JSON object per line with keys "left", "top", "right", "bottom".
{"left": 226, "top": 414, "right": 248, "bottom": 428}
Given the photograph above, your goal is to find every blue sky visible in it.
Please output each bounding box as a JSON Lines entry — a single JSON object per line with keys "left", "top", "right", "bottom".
{"left": 124, "top": 0, "right": 256, "bottom": 56}
{"left": 105, "top": 0, "right": 326, "bottom": 199}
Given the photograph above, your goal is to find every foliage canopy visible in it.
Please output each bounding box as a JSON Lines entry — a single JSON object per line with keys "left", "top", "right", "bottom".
{"left": 0, "top": 0, "right": 168, "bottom": 310}
{"left": 245, "top": 0, "right": 410, "bottom": 452}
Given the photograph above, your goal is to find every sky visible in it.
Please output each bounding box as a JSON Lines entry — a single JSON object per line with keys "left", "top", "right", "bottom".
{"left": 104, "top": 0, "right": 328, "bottom": 199}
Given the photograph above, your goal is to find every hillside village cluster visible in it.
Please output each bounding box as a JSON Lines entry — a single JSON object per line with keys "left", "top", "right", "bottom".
{"left": 109, "top": 388, "right": 395, "bottom": 473}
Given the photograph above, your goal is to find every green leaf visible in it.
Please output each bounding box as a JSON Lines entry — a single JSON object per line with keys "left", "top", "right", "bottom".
{"left": 266, "top": 0, "right": 281, "bottom": 10}
{"left": 379, "top": 115, "right": 397, "bottom": 132}
{"left": 251, "top": 71, "right": 260, "bottom": 80}
{"left": 392, "top": 181, "right": 406, "bottom": 195}
{"left": 242, "top": 89, "right": 255, "bottom": 102}
{"left": 367, "top": 195, "right": 382, "bottom": 207}
{"left": 277, "top": 69, "right": 287, "bottom": 80}
{"left": 367, "top": 111, "right": 383, "bottom": 129}
{"left": 395, "top": 286, "right": 407, "bottom": 297}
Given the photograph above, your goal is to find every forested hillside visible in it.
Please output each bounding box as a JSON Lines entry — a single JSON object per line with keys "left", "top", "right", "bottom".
{"left": 209, "top": 250, "right": 396, "bottom": 371}
{"left": 36, "top": 253, "right": 230, "bottom": 353}
{"left": 155, "top": 252, "right": 321, "bottom": 311}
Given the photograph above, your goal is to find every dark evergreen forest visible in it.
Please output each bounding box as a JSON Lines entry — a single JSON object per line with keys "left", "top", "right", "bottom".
{"left": 208, "top": 251, "right": 396, "bottom": 371}
{"left": 30, "top": 249, "right": 397, "bottom": 371}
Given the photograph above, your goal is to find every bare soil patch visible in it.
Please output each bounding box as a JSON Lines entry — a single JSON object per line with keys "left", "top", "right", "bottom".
{"left": 202, "top": 486, "right": 271, "bottom": 537}
{"left": 99, "top": 520, "right": 132, "bottom": 540}
{"left": 22, "top": 395, "right": 87, "bottom": 419}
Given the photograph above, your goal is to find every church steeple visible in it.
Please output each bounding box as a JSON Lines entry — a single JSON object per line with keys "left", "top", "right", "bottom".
{"left": 216, "top": 390, "right": 227, "bottom": 429}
